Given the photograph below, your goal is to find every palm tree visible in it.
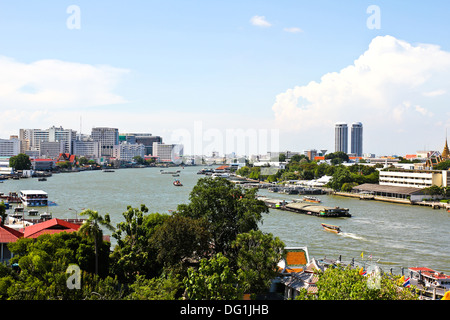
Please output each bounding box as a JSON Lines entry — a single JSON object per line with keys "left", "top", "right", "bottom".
{"left": 78, "top": 209, "right": 115, "bottom": 275}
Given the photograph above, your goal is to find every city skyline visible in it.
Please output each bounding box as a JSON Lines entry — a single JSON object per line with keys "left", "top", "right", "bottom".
{"left": 0, "top": 2, "right": 450, "bottom": 156}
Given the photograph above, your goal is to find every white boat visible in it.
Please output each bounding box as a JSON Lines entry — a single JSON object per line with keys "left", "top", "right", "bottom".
{"left": 40, "top": 212, "right": 52, "bottom": 219}
{"left": 19, "top": 190, "right": 48, "bottom": 207}
{"left": 28, "top": 209, "right": 39, "bottom": 216}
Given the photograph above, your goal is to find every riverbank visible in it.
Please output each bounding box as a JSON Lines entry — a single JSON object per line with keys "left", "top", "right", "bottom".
{"left": 333, "top": 191, "right": 450, "bottom": 211}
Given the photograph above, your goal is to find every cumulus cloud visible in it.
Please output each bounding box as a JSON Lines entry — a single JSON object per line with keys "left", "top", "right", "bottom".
{"left": 250, "top": 15, "right": 272, "bottom": 27}
{"left": 271, "top": 35, "right": 450, "bottom": 153}
{"left": 0, "top": 56, "right": 129, "bottom": 110}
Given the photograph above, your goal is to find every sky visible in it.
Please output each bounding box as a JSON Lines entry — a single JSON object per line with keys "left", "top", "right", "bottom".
{"left": 0, "top": 1, "right": 450, "bottom": 157}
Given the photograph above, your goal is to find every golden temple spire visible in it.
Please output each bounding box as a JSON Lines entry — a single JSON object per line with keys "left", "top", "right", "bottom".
{"left": 443, "top": 130, "right": 450, "bottom": 159}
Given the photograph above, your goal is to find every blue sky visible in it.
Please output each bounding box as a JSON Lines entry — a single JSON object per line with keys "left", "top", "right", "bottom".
{"left": 1, "top": 1, "right": 450, "bottom": 156}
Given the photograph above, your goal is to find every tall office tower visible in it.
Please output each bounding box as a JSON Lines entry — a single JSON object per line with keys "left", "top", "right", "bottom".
{"left": 91, "top": 127, "right": 119, "bottom": 157}
{"left": 351, "top": 122, "right": 363, "bottom": 157}
{"left": 335, "top": 122, "right": 348, "bottom": 153}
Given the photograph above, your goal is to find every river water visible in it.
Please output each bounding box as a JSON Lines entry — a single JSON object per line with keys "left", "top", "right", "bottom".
{"left": 1, "top": 166, "right": 449, "bottom": 274}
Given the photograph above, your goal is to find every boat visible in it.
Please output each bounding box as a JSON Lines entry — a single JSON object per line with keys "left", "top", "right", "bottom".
{"left": 28, "top": 209, "right": 39, "bottom": 216}
{"left": 38, "top": 177, "right": 47, "bottom": 181}
{"left": 321, "top": 223, "right": 341, "bottom": 233}
{"left": 103, "top": 169, "right": 115, "bottom": 172}
{"left": 303, "top": 196, "right": 321, "bottom": 203}
{"left": 172, "top": 174, "right": 180, "bottom": 177}
{"left": 173, "top": 179, "right": 183, "bottom": 187}
{"left": 40, "top": 212, "right": 52, "bottom": 219}
{"left": 19, "top": 190, "right": 48, "bottom": 207}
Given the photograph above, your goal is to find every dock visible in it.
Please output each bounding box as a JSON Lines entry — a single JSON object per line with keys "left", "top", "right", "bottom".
{"left": 259, "top": 197, "right": 351, "bottom": 218}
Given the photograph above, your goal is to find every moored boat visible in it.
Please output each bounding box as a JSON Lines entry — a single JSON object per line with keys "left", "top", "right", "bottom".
{"left": 321, "top": 223, "right": 341, "bottom": 233}
{"left": 303, "top": 196, "right": 321, "bottom": 203}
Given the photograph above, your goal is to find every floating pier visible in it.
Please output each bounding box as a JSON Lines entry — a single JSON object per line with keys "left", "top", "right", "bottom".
{"left": 259, "top": 197, "right": 351, "bottom": 218}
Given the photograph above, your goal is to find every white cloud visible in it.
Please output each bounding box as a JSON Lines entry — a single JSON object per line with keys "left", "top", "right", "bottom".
{"left": 0, "top": 56, "right": 129, "bottom": 111}
{"left": 283, "top": 27, "right": 302, "bottom": 33}
{"left": 250, "top": 15, "right": 272, "bottom": 27}
{"left": 271, "top": 35, "right": 450, "bottom": 154}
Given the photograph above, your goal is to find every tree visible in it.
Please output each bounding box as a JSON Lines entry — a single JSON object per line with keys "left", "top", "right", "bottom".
{"left": 232, "top": 230, "right": 285, "bottom": 295}
{"left": 295, "top": 265, "right": 418, "bottom": 300}
{"left": 0, "top": 201, "right": 6, "bottom": 225}
{"left": 9, "top": 153, "right": 31, "bottom": 171}
{"left": 110, "top": 207, "right": 169, "bottom": 282}
{"left": 183, "top": 253, "right": 244, "bottom": 300}
{"left": 150, "top": 214, "right": 211, "bottom": 271}
{"left": 78, "top": 209, "right": 114, "bottom": 276}
{"left": 177, "top": 177, "right": 268, "bottom": 256}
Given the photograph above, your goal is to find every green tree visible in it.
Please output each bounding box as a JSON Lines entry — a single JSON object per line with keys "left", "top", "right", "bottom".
{"left": 9, "top": 153, "right": 31, "bottom": 171}
{"left": 110, "top": 207, "right": 169, "bottom": 282}
{"left": 295, "top": 265, "right": 418, "bottom": 300}
{"left": 78, "top": 209, "right": 114, "bottom": 276}
{"left": 126, "top": 273, "right": 182, "bottom": 300}
{"left": 0, "top": 201, "right": 6, "bottom": 225}
{"left": 150, "top": 214, "right": 211, "bottom": 272}
{"left": 177, "top": 177, "right": 268, "bottom": 256}
{"left": 184, "top": 253, "right": 244, "bottom": 300}
{"left": 232, "top": 230, "right": 285, "bottom": 295}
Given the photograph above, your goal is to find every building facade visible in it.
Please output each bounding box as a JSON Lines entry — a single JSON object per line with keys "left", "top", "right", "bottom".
{"left": 152, "top": 143, "right": 183, "bottom": 163}
{"left": 113, "top": 143, "right": 146, "bottom": 161}
{"left": 91, "top": 127, "right": 119, "bottom": 157}
{"left": 0, "top": 138, "right": 20, "bottom": 157}
{"left": 351, "top": 122, "right": 363, "bottom": 157}
{"left": 335, "top": 122, "right": 348, "bottom": 154}
{"left": 73, "top": 140, "right": 101, "bottom": 159}
{"left": 379, "top": 170, "right": 449, "bottom": 189}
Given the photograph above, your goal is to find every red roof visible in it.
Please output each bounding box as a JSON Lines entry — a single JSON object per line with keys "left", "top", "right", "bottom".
{"left": 409, "top": 267, "right": 450, "bottom": 279}
{"left": 0, "top": 224, "right": 24, "bottom": 243}
{"left": 24, "top": 218, "right": 81, "bottom": 239}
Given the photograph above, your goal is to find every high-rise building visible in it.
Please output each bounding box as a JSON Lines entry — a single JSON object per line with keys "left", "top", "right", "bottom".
{"left": 91, "top": 127, "right": 119, "bottom": 157}
{"left": 0, "top": 138, "right": 20, "bottom": 157}
{"left": 335, "top": 122, "right": 348, "bottom": 153}
{"left": 152, "top": 142, "right": 183, "bottom": 163}
{"left": 351, "top": 122, "right": 363, "bottom": 157}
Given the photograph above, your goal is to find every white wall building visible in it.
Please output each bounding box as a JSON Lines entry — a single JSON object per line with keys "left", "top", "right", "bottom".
{"left": 152, "top": 143, "right": 183, "bottom": 163}
{"left": 113, "top": 143, "right": 145, "bottom": 161}
{"left": 379, "top": 170, "right": 449, "bottom": 189}
{"left": 0, "top": 138, "right": 20, "bottom": 157}
{"left": 73, "top": 140, "right": 101, "bottom": 159}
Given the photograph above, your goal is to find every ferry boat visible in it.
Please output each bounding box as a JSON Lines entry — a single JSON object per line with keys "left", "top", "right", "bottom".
{"left": 303, "top": 196, "right": 321, "bottom": 203}
{"left": 408, "top": 267, "right": 450, "bottom": 299}
{"left": 28, "top": 209, "right": 39, "bottom": 216}
{"left": 19, "top": 190, "right": 48, "bottom": 207}
{"left": 173, "top": 179, "right": 183, "bottom": 187}
{"left": 321, "top": 223, "right": 341, "bottom": 234}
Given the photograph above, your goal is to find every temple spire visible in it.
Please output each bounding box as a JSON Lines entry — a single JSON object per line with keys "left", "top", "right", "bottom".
{"left": 443, "top": 129, "right": 450, "bottom": 159}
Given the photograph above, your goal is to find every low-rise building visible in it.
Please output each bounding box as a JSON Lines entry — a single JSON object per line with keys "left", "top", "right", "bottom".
{"left": 379, "top": 169, "right": 449, "bottom": 189}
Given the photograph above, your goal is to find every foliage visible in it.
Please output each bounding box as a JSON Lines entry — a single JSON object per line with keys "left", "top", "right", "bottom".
{"left": 9, "top": 153, "right": 31, "bottom": 171}
{"left": 232, "top": 230, "right": 285, "bottom": 294}
{"left": 177, "top": 177, "right": 268, "bottom": 255}
{"left": 434, "top": 159, "right": 450, "bottom": 170}
{"left": 295, "top": 265, "right": 418, "bottom": 300}
{"left": 126, "top": 273, "right": 182, "bottom": 300}
{"left": 110, "top": 206, "right": 169, "bottom": 283}
{"left": 184, "top": 253, "right": 244, "bottom": 300}
{"left": 78, "top": 209, "right": 114, "bottom": 275}
{"left": 0, "top": 201, "right": 6, "bottom": 225}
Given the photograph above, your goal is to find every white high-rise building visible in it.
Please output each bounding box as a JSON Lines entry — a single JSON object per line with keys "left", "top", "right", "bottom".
{"left": 335, "top": 122, "right": 348, "bottom": 153}
{"left": 73, "top": 140, "right": 101, "bottom": 159}
{"left": 351, "top": 122, "right": 363, "bottom": 157}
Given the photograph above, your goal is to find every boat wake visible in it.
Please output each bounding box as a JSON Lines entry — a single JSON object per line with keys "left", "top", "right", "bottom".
{"left": 338, "top": 232, "right": 366, "bottom": 241}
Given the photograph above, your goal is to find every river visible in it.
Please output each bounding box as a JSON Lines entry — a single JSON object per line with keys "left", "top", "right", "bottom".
{"left": 1, "top": 166, "right": 449, "bottom": 274}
